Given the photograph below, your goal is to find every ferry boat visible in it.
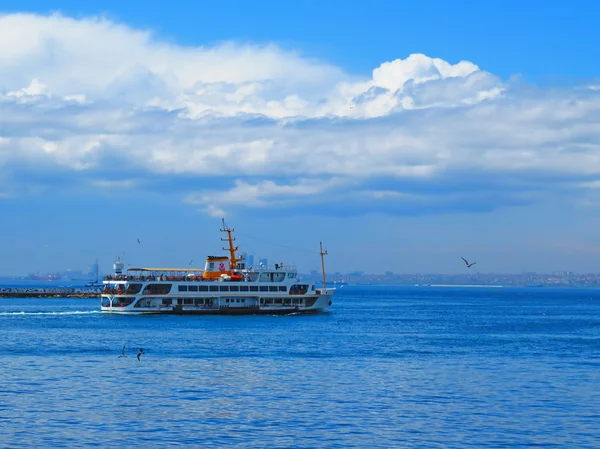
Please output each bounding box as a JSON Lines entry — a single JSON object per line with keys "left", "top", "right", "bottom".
{"left": 100, "top": 220, "right": 334, "bottom": 315}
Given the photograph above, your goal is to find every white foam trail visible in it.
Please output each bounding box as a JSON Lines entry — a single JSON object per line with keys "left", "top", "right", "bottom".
{"left": 0, "top": 311, "right": 100, "bottom": 316}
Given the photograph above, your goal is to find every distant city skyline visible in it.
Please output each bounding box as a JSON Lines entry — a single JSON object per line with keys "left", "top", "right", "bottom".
{"left": 1, "top": 3, "right": 600, "bottom": 274}
{"left": 5, "top": 267, "right": 600, "bottom": 291}
{"left": 8, "top": 259, "right": 600, "bottom": 280}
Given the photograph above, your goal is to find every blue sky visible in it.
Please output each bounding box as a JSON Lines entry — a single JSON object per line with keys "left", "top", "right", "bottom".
{"left": 1, "top": 1, "right": 600, "bottom": 275}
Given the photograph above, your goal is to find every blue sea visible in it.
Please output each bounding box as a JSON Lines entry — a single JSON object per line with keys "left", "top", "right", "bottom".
{"left": 1, "top": 285, "right": 599, "bottom": 448}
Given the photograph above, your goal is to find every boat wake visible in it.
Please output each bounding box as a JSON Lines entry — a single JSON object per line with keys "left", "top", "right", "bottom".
{"left": 0, "top": 311, "right": 100, "bottom": 316}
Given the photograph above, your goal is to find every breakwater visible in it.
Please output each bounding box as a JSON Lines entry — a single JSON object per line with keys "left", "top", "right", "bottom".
{"left": 0, "top": 287, "right": 101, "bottom": 298}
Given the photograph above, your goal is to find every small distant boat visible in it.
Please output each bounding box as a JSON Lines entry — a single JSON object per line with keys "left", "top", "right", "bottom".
{"left": 85, "top": 281, "right": 103, "bottom": 287}
{"left": 100, "top": 220, "right": 334, "bottom": 315}
{"left": 86, "top": 260, "right": 102, "bottom": 287}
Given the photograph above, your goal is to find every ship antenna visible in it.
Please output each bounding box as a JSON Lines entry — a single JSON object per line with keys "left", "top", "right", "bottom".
{"left": 221, "top": 218, "right": 240, "bottom": 271}
{"left": 320, "top": 242, "right": 328, "bottom": 290}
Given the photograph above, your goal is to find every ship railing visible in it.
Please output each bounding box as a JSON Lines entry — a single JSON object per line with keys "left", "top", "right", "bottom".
{"left": 105, "top": 270, "right": 300, "bottom": 283}
{"left": 247, "top": 264, "right": 297, "bottom": 272}
{"left": 105, "top": 275, "right": 206, "bottom": 282}
{"left": 102, "top": 288, "right": 138, "bottom": 295}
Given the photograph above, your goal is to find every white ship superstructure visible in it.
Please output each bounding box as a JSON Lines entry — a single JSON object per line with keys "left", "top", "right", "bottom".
{"left": 100, "top": 221, "right": 334, "bottom": 315}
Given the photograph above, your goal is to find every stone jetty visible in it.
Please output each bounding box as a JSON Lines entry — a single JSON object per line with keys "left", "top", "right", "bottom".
{"left": 0, "top": 287, "right": 101, "bottom": 298}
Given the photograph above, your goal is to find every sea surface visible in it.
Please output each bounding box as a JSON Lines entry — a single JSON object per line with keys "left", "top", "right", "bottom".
{"left": 1, "top": 286, "right": 599, "bottom": 448}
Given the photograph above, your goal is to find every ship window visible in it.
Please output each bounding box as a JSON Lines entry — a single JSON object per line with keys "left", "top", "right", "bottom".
{"left": 126, "top": 283, "right": 143, "bottom": 294}
{"left": 143, "top": 284, "right": 172, "bottom": 295}
{"left": 271, "top": 273, "right": 285, "bottom": 282}
{"left": 208, "top": 262, "right": 215, "bottom": 270}
{"left": 268, "top": 286, "right": 278, "bottom": 292}
{"left": 287, "top": 273, "right": 295, "bottom": 278}
{"left": 177, "top": 298, "right": 183, "bottom": 305}
{"left": 189, "top": 285, "right": 198, "bottom": 292}
{"left": 311, "top": 285, "right": 315, "bottom": 291}
{"left": 226, "top": 298, "right": 229, "bottom": 303}
{"left": 220, "top": 286, "right": 230, "bottom": 292}
{"left": 259, "top": 273, "right": 270, "bottom": 282}
{"left": 209, "top": 286, "right": 218, "bottom": 292}
{"left": 230, "top": 286, "right": 239, "bottom": 292}
{"left": 194, "top": 299, "right": 203, "bottom": 305}
{"left": 184, "top": 298, "right": 193, "bottom": 305}
{"left": 198, "top": 285, "right": 208, "bottom": 291}
{"left": 279, "top": 286, "right": 287, "bottom": 292}
{"left": 249, "top": 286, "right": 259, "bottom": 292}
{"left": 101, "top": 298, "right": 111, "bottom": 307}
{"left": 162, "top": 298, "right": 172, "bottom": 305}
{"left": 240, "top": 286, "right": 249, "bottom": 292}
{"left": 290, "top": 284, "right": 309, "bottom": 295}
{"left": 259, "top": 286, "right": 268, "bottom": 292}
{"left": 241, "top": 298, "right": 245, "bottom": 303}
{"left": 236, "top": 298, "right": 240, "bottom": 303}
{"left": 178, "top": 285, "right": 188, "bottom": 292}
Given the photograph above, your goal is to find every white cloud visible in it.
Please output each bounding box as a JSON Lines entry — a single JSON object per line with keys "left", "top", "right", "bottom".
{"left": 0, "top": 13, "right": 343, "bottom": 108}
{"left": 185, "top": 178, "right": 351, "bottom": 212}
{"left": 203, "top": 204, "right": 227, "bottom": 218}
{"left": 1, "top": 13, "right": 600, "bottom": 218}
{"left": 373, "top": 54, "right": 479, "bottom": 88}
{"left": 8, "top": 78, "right": 47, "bottom": 97}
{"left": 89, "top": 179, "right": 138, "bottom": 189}
{"left": 0, "top": 13, "right": 502, "bottom": 119}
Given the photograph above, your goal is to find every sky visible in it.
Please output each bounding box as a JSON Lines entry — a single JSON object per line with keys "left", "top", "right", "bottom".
{"left": 1, "top": 1, "right": 600, "bottom": 275}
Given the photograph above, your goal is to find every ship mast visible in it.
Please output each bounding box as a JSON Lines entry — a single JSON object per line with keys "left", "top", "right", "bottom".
{"left": 221, "top": 219, "right": 241, "bottom": 270}
{"left": 320, "top": 241, "right": 328, "bottom": 290}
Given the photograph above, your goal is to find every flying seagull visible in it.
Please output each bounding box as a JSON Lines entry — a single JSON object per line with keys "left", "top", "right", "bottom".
{"left": 137, "top": 348, "right": 144, "bottom": 361}
{"left": 118, "top": 345, "right": 127, "bottom": 358}
{"left": 189, "top": 260, "right": 193, "bottom": 266}
{"left": 137, "top": 238, "right": 141, "bottom": 244}
{"left": 461, "top": 257, "right": 476, "bottom": 268}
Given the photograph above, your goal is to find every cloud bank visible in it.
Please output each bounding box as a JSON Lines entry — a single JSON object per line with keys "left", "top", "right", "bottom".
{"left": 1, "top": 13, "right": 599, "bottom": 216}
